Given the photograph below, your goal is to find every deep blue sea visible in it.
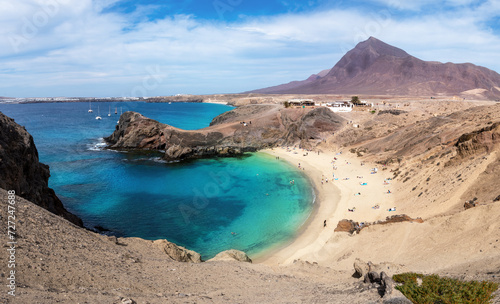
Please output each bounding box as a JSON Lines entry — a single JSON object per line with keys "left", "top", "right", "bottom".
{"left": 0, "top": 102, "right": 313, "bottom": 259}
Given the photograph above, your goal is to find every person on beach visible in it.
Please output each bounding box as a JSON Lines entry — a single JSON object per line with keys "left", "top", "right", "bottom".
{"left": 323, "top": 220, "right": 327, "bottom": 227}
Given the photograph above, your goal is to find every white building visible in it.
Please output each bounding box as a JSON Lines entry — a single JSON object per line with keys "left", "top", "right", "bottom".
{"left": 325, "top": 101, "right": 353, "bottom": 112}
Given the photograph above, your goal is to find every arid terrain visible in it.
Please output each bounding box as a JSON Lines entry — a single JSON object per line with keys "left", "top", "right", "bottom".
{"left": 1, "top": 96, "right": 500, "bottom": 303}
{"left": 250, "top": 37, "right": 500, "bottom": 100}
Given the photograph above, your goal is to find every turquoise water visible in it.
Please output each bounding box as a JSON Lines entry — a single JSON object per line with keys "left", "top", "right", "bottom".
{"left": 0, "top": 102, "right": 313, "bottom": 259}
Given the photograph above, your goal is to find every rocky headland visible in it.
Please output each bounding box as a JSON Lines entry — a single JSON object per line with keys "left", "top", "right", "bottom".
{"left": 105, "top": 104, "right": 345, "bottom": 160}
{"left": 0, "top": 112, "right": 82, "bottom": 226}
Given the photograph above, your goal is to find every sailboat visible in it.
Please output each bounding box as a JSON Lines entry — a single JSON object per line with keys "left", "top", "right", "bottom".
{"left": 115, "top": 107, "right": 118, "bottom": 115}
{"left": 108, "top": 106, "right": 111, "bottom": 117}
{"left": 88, "top": 101, "right": 93, "bottom": 113}
{"left": 96, "top": 106, "right": 102, "bottom": 120}
{"left": 117, "top": 107, "right": 122, "bottom": 124}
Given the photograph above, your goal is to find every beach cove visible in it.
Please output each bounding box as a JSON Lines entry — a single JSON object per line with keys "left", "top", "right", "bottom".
{"left": 257, "top": 146, "right": 397, "bottom": 265}
{"left": 0, "top": 101, "right": 316, "bottom": 260}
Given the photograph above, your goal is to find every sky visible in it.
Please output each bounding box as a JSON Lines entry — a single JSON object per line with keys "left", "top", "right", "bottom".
{"left": 1, "top": 0, "right": 500, "bottom": 97}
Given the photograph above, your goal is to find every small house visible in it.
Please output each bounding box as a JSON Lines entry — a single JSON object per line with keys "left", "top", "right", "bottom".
{"left": 288, "top": 99, "right": 315, "bottom": 107}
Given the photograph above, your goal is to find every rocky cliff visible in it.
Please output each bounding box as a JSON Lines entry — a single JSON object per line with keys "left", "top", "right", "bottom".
{"left": 105, "top": 105, "right": 345, "bottom": 160}
{"left": 0, "top": 112, "right": 83, "bottom": 226}
{"left": 455, "top": 122, "right": 500, "bottom": 158}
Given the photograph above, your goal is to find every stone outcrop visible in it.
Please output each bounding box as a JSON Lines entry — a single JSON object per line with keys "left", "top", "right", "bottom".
{"left": 0, "top": 112, "right": 83, "bottom": 227}
{"left": 334, "top": 219, "right": 361, "bottom": 234}
{"left": 337, "top": 215, "right": 424, "bottom": 235}
{"left": 455, "top": 122, "right": 500, "bottom": 158}
{"left": 104, "top": 111, "right": 168, "bottom": 150}
{"left": 354, "top": 258, "right": 370, "bottom": 278}
{"left": 464, "top": 198, "right": 478, "bottom": 210}
{"left": 354, "top": 260, "right": 411, "bottom": 303}
{"left": 378, "top": 215, "right": 424, "bottom": 225}
{"left": 153, "top": 239, "right": 202, "bottom": 263}
{"left": 380, "top": 272, "right": 395, "bottom": 297}
{"left": 152, "top": 241, "right": 254, "bottom": 264}
{"left": 208, "top": 249, "right": 252, "bottom": 263}
{"left": 105, "top": 105, "right": 345, "bottom": 160}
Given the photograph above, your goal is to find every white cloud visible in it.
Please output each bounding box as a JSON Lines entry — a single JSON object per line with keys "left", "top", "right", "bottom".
{"left": 445, "top": 0, "right": 477, "bottom": 6}
{"left": 367, "top": 0, "right": 436, "bottom": 11}
{"left": 0, "top": 0, "right": 500, "bottom": 97}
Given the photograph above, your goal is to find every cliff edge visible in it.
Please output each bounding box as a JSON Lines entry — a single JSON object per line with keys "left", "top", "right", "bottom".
{"left": 0, "top": 112, "right": 83, "bottom": 227}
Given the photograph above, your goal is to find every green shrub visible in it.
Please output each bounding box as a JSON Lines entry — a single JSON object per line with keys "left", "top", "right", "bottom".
{"left": 393, "top": 273, "right": 499, "bottom": 304}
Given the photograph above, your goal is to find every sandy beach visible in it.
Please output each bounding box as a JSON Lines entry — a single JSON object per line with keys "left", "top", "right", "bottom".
{"left": 203, "top": 100, "right": 230, "bottom": 105}
{"left": 258, "top": 146, "right": 397, "bottom": 265}
{"left": 258, "top": 140, "right": 500, "bottom": 281}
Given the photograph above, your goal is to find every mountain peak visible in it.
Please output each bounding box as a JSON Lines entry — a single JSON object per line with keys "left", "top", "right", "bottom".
{"left": 321, "top": 37, "right": 411, "bottom": 79}
{"left": 248, "top": 37, "right": 500, "bottom": 99}
{"left": 354, "top": 37, "right": 410, "bottom": 58}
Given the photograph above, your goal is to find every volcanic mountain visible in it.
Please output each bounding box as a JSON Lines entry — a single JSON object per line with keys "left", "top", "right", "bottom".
{"left": 250, "top": 37, "right": 500, "bottom": 99}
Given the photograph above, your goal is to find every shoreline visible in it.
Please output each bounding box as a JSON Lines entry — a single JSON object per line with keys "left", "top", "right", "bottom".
{"left": 250, "top": 151, "right": 323, "bottom": 262}
{"left": 255, "top": 147, "right": 342, "bottom": 265}
{"left": 255, "top": 147, "right": 396, "bottom": 265}
{"left": 202, "top": 100, "right": 230, "bottom": 105}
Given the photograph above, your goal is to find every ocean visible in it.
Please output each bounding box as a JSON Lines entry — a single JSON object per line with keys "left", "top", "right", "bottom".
{"left": 0, "top": 102, "right": 313, "bottom": 259}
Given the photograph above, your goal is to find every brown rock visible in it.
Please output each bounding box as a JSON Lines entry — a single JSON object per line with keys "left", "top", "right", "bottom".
{"left": 455, "top": 122, "right": 500, "bottom": 158}
{"left": 334, "top": 219, "right": 360, "bottom": 234}
{"left": 353, "top": 258, "right": 369, "bottom": 278}
{"left": 464, "top": 201, "right": 477, "bottom": 210}
{"left": 0, "top": 112, "right": 82, "bottom": 227}
{"left": 381, "top": 271, "right": 395, "bottom": 297}
{"left": 153, "top": 240, "right": 202, "bottom": 263}
{"left": 208, "top": 249, "right": 252, "bottom": 263}
{"left": 363, "top": 271, "right": 381, "bottom": 284}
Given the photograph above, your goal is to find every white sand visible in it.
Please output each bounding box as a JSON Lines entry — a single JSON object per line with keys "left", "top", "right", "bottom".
{"left": 203, "top": 100, "right": 229, "bottom": 105}
{"left": 258, "top": 147, "right": 396, "bottom": 265}
{"left": 257, "top": 146, "right": 500, "bottom": 277}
